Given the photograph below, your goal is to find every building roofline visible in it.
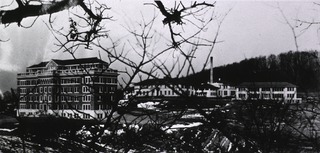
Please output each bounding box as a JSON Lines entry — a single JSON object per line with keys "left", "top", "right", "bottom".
{"left": 27, "top": 57, "right": 107, "bottom": 68}
{"left": 237, "top": 82, "right": 297, "bottom": 88}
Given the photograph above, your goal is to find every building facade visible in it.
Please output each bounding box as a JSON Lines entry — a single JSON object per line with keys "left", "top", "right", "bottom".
{"left": 17, "top": 57, "right": 118, "bottom": 119}
{"left": 235, "top": 82, "right": 301, "bottom": 103}
{"left": 133, "top": 79, "right": 225, "bottom": 98}
{"left": 211, "top": 82, "right": 236, "bottom": 98}
{"left": 133, "top": 80, "right": 301, "bottom": 103}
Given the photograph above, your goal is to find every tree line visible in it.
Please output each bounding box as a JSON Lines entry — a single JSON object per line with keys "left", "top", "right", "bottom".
{"left": 185, "top": 50, "right": 320, "bottom": 93}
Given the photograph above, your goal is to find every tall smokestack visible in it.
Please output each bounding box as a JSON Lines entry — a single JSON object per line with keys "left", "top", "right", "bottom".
{"left": 210, "top": 56, "right": 213, "bottom": 83}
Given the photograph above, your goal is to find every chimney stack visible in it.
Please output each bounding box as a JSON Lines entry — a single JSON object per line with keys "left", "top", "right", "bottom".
{"left": 210, "top": 56, "right": 213, "bottom": 83}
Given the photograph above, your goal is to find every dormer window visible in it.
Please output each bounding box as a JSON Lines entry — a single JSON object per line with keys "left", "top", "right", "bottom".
{"left": 46, "top": 60, "right": 58, "bottom": 71}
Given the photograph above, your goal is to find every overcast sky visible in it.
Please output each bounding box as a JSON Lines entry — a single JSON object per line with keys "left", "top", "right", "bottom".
{"left": 0, "top": 1, "right": 320, "bottom": 92}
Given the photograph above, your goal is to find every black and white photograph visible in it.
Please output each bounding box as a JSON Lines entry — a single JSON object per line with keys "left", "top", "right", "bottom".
{"left": 1, "top": 0, "right": 320, "bottom": 152}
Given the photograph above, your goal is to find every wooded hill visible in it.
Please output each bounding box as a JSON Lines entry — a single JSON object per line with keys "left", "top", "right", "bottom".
{"left": 185, "top": 51, "right": 320, "bottom": 92}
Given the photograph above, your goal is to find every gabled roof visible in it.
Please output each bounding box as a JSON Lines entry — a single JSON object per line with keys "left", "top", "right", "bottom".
{"left": 52, "top": 57, "right": 107, "bottom": 65}
{"left": 28, "top": 62, "right": 48, "bottom": 68}
{"left": 237, "top": 82, "right": 297, "bottom": 88}
{"left": 27, "top": 57, "right": 107, "bottom": 68}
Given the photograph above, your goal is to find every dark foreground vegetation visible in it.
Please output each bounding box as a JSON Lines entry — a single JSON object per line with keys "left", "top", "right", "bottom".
{"left": 0, "top": 99, "right": 320, "bottom": 152}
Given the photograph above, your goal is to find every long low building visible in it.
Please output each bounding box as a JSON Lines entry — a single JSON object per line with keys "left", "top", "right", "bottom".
{"left": 132, "top": 78, "right": 236, "bottom": 99}
{"left": 17, "top": 57, "right": 118, "bottom": 119}
{"left": 235, "top": 82, "right": 302, "bottom": 103}
{"left": 132, "top": 79, "right": 301, "bottom": 103}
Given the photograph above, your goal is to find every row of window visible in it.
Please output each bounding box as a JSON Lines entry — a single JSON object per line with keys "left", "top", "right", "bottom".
{"left": 237, "top": 93, "right": 295, "bottom": 99}
{"left": 20, "top": 85, "right": 116, "bottom": 95}
{"left": 136, "top": 89, "right": 237, "bottom": 97}
{"left": 139, "top": 84, "right": 188, "bottom": 89}
{"left": 217, "top": 90, "right": 236, "bottom": 96}
{"left": 18, "top": 79, "right": 55, "bottom": 86}
{"left": 136, "top": 89, "right": 177, "bottom": 96}
{"left": 67, "top": 63, "right": 104, "bottom": 70}
{"left": 18, "top": 76, "right": 117, "bottom": 86}
{"left": 83, "top": 85, "right": 116, "bottom": 93}
{"left": 63, "top": 87, "right": 80, "bottom": 93}
{"left": 19, "top": 104, "right": 92, "bottom": 110}
{"left": 20, "top": 95, "right": 97, "bottom": 103}
{"left": 239, "top": 87, "right": 295, "bottom": 92}
{"left": 84, "top": 77, "right": 117, "bottom": 84}
{"left": 61, "top": 96, "right": 80, "bottom": 102}
{"left": 20, "top": 86, "right": 52, "bottom": 94}
{"left": 20, "top": 95, "right": 52, "bottom": 102}
{"left": 61, "top": 78, "right": 81, "bottom": 84}
{"left": 19, "top": 111, "right": 94, "bottom": 119}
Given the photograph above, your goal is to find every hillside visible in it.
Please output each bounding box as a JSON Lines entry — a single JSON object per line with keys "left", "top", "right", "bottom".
{"left": 185, "top": 51, "right": 320, "bottom": 92}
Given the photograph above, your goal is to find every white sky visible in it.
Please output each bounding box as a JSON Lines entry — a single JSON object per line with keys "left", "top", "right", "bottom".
{"left": 0, "top": 1, "right": 320, "bottom": 91}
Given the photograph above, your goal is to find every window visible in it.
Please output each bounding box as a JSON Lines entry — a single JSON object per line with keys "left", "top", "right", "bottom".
{"left": 83, "top": 114, "right": 90, "bottom": 119}
{"left": 20, "top": 88, "right": 26, "bottom": 94}
{"left": 82, "top": 104, "right": 91, "bottom": 110}
{"left": 239, "top": 94, "right": 246, "bottom": 99}
{"left": 82, "top": 95, "right": 91, "bottom": 102}
{"left": 263, "top": 94, "right": 270, "bottom": 99}
{"left": 74, "top": 104, "right": 79, "bottom": 110}
{"left": 74, "top": 87, "right": 79, "bottom": 93}
{"left": 224, "top": 91, "right": 228, "bottom": 96}
{"left": 74, "top": 96, "right": 79, "bottom": 102}
{"left": 111, "top": 87, "right": 115, "bottom": 92}
{"left": 82, "top": 86, "right": 90, "bottom": 93}
{"left": 48, "top": 87, "right": 52, "bottom": 93}
{"left": 20, "top": 104, "right": 26, "bottom": 109}
{"left": 85, "top": 77, "right": 91, "bottom": 84}
{"left": 40, "top": 87, "right": 43, "bottom": 93}
{"left": 287, "top": 87, "right": 295, "bottom": 91}
{"left": 74, "top": 114, "right": 80, "bottom": 119}
{"left": 98, "top": 105, "right": 103, "bottom": 110}
{"left": 97, "top": 114, "right": 103, "bottom": 119}
{"left": 287, "top": 94, "right": 295, "bottom": 98}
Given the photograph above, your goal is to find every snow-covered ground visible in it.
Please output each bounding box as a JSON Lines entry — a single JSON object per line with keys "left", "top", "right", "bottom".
{"left": 181, "top": 113, "right": 204, "bottom": 119}
{"left": 137, "top": 102, "right": 160, "bottom": 110}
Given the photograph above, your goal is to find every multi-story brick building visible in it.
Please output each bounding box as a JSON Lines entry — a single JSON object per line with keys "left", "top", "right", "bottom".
{"left": 17, "top": 57, "right": 118, "bottom": 119}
